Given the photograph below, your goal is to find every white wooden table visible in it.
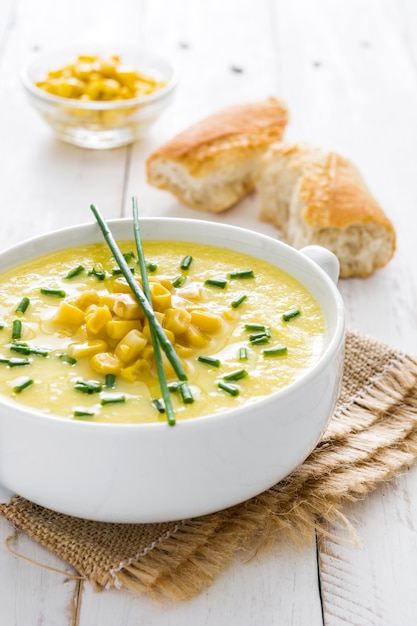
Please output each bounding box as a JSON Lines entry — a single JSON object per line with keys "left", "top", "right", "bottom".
{"left": 1, "top": 1, "right": 417, "bottom": 624}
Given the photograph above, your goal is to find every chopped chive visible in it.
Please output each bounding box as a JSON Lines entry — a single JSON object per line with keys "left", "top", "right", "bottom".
{"left": 91, "top": 202, "right": 187, "bottom": 389}
{"left": 74, "top": 380, "right": 102, "bottom": 394}
{"left": 229, "top": 270, "right": 254, "bottom": 279}
{"left": 218, "top": 381, "right": 240, "bottom": 396}
{"left": 111, "top": 267, "right": 135, "bottom": 275}
{"left": 0, "top": 325, "right": 4, "bottom": 330}
{"left": 249, "top": 329, "right": 271, "bottom": 344}
{"left": 105, "top": 373, "right": 116, "bottom": 389}
{"left": 152, "top": 398, "right": 166, "bottom": 413}
{"left": 16, "top": 297, "right": 30, "bottom": 314}
{"left": 231, "top": 294, "right": 248, "bottom": 309}
{"left": 65, "top": 265, "right": 85, "bottom": 279}
{"left": 73, "top": 409, "right": 95, "bottom": 418}
{"left": 13, "top": 377, "right": 34, "bottom": 393}
{"left": 179, "top": 382, "right": 194, "bottom": 404}
{"left": 239, "top": 347, "right": 248, "bottom": 361}
{"left": 8, "top": 357, "right": 31, "bottom": 367}
{"left": 146, "top": 262, "right": 158, "bottom": 272}
{"left": 167, "top": 381, "right": 181, "bottom": 392}
{"left": 198, "top": 355, "right": 221, "bottom": 367}
{"left": 204, "top": 278, "right": 228, "bottom": 289}
{"left": 12, "top": 320, "right": 22, "bottom": 340}
{"left": 88, "top": 268, "right": 106, "bottom": 281}
{"left": 180, "top": 255, "right": 193, "bottom": 270}
{"left": 223, "top": 369, "right": 248, "bottom": 382}
{"left": 245, "top": 323, "right": 266, "bottom": 331}
{"left": 263, "top": 346, "right": 288, "bottom": 357}
{"left": 100, "top": 393, "right": 125, "bottom": 405}
{"left": 131, "top": 197, "right": 179, "bottom": 425}
{"left": 123, "top": 251, "right": 136, "bottom": 262}
{"left": 40, "top": 288, "right": 66, "bottom": 298}
{"left": 282, "top": 308, "right": 301, "bottom": 322}
{"left": 172, "top": 274, "right": 186, "bottom": 288}
{"left": 10, "top": 342, "right": 49, "bottom": 356}
{"left": 58, "top": 353, "right": 77, "bottom": 365}
{"left": 0, "top": 356, "right": 10, "bottom": 364}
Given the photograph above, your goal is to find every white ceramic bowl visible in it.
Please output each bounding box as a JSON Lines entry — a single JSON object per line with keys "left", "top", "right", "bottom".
{"left": 0, "top": 218, "right": 345, "bottom": 522}
{"left": 21, "top": 45, "right": 178, "bottom": 149}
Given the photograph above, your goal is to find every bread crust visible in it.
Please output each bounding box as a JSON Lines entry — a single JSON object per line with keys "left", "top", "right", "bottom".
{"left": 258, "top": 143, "right": 396, "bottom": 277}
{"left": 146, "top": 98, "right": 288, "bottom": 212}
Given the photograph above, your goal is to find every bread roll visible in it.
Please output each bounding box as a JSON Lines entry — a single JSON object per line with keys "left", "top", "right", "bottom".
{"left": 146, "top": 97, "right": 288, "bottom": 213}
{"left": 258, "top": 143, "right": 396, "bottom": 278}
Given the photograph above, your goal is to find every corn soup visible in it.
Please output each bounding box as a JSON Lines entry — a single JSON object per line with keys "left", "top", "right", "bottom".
{"left": 0, "top": 241, "right": 325, "bottom": 423}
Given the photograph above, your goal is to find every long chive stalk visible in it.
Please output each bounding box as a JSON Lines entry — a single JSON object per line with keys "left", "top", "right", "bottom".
{"left": 131, "top": 196, "right": 176, "bottom": 426}
{"left": 90, "top": 203, "right": 187, "bottom": 385}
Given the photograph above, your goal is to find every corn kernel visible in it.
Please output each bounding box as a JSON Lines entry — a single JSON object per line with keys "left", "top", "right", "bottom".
{"left": 190, "top": 310, "right": 222, "bottom": 333}
{"left": 85, "top": 305, "right": 112, "bottom": 336}
{"left": 68, "top": 339, "right": 108, "bottom": 359}
{"left": 115, "top": 329, "right": 147, "bottom": 363}
{"left": 149, "top": 282, "right": 172, "bottom": 311}
{"left": 74, "top": 290, "right": 100, "bottom": 310}
{"left": 120, "top": 359, "right": 151, "bottom": 383}
{"left": 112, "top": 294, "right": 144, "bottom": 320}
{"left": 183, "top": 325, "right": 210, "bottom": 348}
{"left": 90, "top": 352, "right": 122, "bottom": 375}
{"left": 53, "top": 301, "right": 85, "bottom": 327}
{"left": 163, "top": 307, "right": 192, "bottom": 336}
{"left": 106, "top": 319, "right": 142, "bottom": 340}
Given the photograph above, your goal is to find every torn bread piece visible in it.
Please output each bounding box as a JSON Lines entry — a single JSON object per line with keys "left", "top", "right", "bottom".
{"left": 258, "top": 143, "right": 396, "bottom": 278}
{"left": 146, "top": 97, "right": 288, "bottom": 213}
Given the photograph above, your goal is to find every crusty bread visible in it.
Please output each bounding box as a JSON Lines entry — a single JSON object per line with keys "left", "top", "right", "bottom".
{"left": 258, "top": 143, "right": 396, "bottom": 278}
{"left": 146, "top": 97, "right": 288, "bottom": 213}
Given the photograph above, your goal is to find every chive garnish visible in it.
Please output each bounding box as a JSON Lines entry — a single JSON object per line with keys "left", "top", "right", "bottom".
{"left": 123, "top": 251, "right": 135, "bottom": 262}
{"left": 179, "top": 382, "right": 194, "bottom": 404}
{"left": 239, "top": 347, "right": 248, "bottom": 361}
{"left": 91, "top": 203, "right": 187, "bottom": 385}
{"left": 12, "top": 320, "right": 22, "bottom": 340}
{"left": 111, "top": 267, "right": 135, "bottom": 275}
{"left": 100, "top": 393, "right": 125, "bottom": 405}
{"left": 204, "top": 278, "right": 228, "bottom": 289}
{"left": 40, "top": 288, "right": 66, "bottom": 298}
{"left": 223, "top": 369, "right": 248, "bottom": 382}
{"left": 131, "top": 196, "right": 178, "bottom": 425}
{"left": 74, "top": 380, "right": 102, "bottom": 394}
{"left": 282, "top": 308, "right": 301, "bottom": 322}
{"left": 263, "top": 346, "right": 288, "bottom": 357}
{"left": 8, "top": 357, "right": 31, "bottom": 367}
{"left": 218, "top": 381, "right": 240, "bottom": 396}
{"left": 105, "top": 373, "right": 116, "bottom": 388}
{"left": 88, "top": 268, "right": 106, "bottom": 281}
{"left": 13, "top": 377, "right": 34, "bottom": 393}
{"left": 231, "top": 294, "right": 247, "bottom": 309}
{"left": 249, "top": 331, "right": 271, "bottom": 344}
{"left": 245, "top": 323, "right": 266, "bottom": 331}
{"left": 197, "top": 355, "right": 221, "bottom": 367}
{"left": 58, "top": 353, "right": 77, "bottom": 365}
{"left": 172, "top": 274, "right": 186, "bottom": 288}
{"left": 73, "top": 410, "right": 95, "bottom": 418}
{"left": 10, "top": 341, "right": 49, "bottom": 356}
{"left": 16, "top": 297, "right": 30, "bottom": 314}
{"left": 152, "top": 398, "right": 166, "bottom": 413}
{"left": 229, "top": 270, "right": 254, "bottom": 279}
{"left": 146, "top": 262, "right": 158, "bottom": 272}
{"left": 180, "top": 255, "right": 193, "bottom": 270}
{"left": 65, "top": 265, "right": 85, "bottom": 279}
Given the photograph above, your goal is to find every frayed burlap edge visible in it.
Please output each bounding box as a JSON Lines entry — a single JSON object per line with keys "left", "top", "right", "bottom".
{"left": 109, "top": 334, "right": 417, "bottom": 601}
{"left": 2, "top": 329, "right": 417, "bottom": 601}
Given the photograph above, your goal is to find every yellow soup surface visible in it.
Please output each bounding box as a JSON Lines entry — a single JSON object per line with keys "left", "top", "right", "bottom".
{"left": 0, "top": 241, "right": 325, "bottom": 424}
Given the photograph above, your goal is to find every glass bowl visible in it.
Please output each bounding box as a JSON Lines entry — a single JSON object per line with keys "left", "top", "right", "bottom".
{"left": 21, "top": 45, "right": 178, "bottom": 149}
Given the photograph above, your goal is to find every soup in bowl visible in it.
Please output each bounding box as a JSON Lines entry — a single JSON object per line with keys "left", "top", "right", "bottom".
{"left": 0, "top": 218, "right": 345, "bottom": 522}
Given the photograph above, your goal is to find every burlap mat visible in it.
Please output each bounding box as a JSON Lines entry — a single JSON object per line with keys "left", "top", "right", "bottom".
{"left": 1, "top": 328, "right": 417, "bottom": 601}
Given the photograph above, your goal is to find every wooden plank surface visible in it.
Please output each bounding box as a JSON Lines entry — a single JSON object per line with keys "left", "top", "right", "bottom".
{"left": 0, "top": 0, "right": 416, "bottom": 624}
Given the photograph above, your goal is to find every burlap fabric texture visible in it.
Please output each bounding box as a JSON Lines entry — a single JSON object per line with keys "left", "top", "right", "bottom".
{"left": 1, "top": 328, "right": 417, "bottom": 601}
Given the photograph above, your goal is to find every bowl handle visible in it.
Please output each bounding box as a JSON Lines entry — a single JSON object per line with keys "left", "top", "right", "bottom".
{"left": 300, "top": 245, "right": 340, "bottom": 284}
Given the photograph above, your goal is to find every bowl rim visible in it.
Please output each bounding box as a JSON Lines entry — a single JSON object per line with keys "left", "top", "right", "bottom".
{"left": 0, "top": 217, "right": 346, "bottom": 430}
{"left": 20, "top": 44, "right": 179, "bottom": 110}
